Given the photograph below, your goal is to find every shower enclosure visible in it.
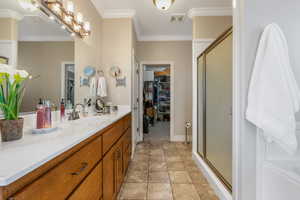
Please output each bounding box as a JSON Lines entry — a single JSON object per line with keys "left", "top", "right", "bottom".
{"left": 197, "top": 28, "right": 233, "bottom": 191}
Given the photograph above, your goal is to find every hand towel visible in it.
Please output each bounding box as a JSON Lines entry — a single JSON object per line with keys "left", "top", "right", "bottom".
{"left": 89, "top": 77, "right": 96, "bottom": 97}
{"left": 97, "top": 77, "right": 107, "bottom": 97}
{"left": 246, "top": 23, "right": 300, "bottom": 154}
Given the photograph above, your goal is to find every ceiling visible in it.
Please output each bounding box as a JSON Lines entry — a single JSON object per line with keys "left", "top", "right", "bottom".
{"left": 0, "top": 0, "right": 232, "bottom": 41}
{"left": 91, "top": 0, "right": 232, "bottom": 41}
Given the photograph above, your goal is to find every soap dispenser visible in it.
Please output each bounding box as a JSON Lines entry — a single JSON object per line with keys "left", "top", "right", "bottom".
{"left": 36, "top": 98, "right": 45, "bottom": 129}
{"left": 44, "top": 100, "right": 52, "bottom": 128}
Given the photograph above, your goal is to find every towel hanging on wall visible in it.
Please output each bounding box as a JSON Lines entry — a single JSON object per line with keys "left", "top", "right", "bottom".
{"left": 246, "top": 23, "right": 300, "bottom": 154}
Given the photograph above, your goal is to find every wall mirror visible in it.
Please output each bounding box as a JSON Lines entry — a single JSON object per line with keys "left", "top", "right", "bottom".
{"left": 0, "top": 0, "right": 75, "bottom": 113}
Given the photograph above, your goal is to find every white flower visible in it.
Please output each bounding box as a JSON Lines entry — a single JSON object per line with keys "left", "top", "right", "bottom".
{"left": 16, "top": 70, "right": 29, "bottom": 78}
{"left": 0, "top": 64, "right": 29, "bottom": 82}
{"left": 0, "top": 64, "right": 16, "bottom": 76}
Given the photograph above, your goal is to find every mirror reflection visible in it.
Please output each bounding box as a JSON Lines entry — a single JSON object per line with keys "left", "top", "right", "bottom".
{"left": 0, "top": 0, "right": 75, "bottom": 112}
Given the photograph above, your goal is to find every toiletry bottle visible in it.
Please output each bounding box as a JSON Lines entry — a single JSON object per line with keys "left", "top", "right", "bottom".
{"left": 44, "top": 100, "right": 52, "bottom": 128}
{"left": 36, "top": 98, "right": 45, "bottom": 129}
{"left": 60, "top": 98, "right": 65, "bottom": 121}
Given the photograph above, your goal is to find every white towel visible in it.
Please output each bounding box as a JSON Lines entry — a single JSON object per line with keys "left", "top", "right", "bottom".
{"left": 89, "top": 77, "right": 97, "bottom": 97}
{"left": 246, "top": 23, "right": 300, "bottom": 154}
{"left": 97, "top": 77, "right": 107, "bottom": 97}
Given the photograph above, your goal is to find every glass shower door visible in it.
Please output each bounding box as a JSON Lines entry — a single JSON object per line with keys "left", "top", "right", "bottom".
{"left": 205, "top": 32, "right": 233, "bottom": 188}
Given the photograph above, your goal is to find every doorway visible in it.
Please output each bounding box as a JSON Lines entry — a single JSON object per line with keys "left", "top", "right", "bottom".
{"left": 138, "top": 62, "right": 174, "bottom": 142}
{"left": 61, "top": 62, "right": 75, "bottom": 106}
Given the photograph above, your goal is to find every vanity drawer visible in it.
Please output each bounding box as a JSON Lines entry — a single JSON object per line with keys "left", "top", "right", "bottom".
{"left": 68, "top": 161, "right": 102, "bottom": 200}
{"left": 102, "top": 120, "right": 123, "bottom": 154}
{"left": 10, "top": 136, "right": 102, "bottom": 200}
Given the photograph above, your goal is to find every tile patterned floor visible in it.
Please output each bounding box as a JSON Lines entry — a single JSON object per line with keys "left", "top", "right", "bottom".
{"left": 118, "top": 139, "right": 220, "bottom": 200}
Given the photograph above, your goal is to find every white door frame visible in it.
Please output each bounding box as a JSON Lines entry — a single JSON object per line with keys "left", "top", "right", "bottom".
{"left": 139, "top": 61, "right": 175, "bottom": 142}
{"left": 232, "top": 1, "right": 243, "bottom": 200}
{"left": 61, "top": 61, "right": 75, "bottom": 99}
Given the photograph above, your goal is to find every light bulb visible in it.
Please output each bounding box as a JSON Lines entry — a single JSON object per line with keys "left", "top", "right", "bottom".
{"left": 64, "top": 15, "right": 72, "bottom": 24}
{"left": 52, "top": 3, "right": 60, "bottom": 13}
{"left": 76, "top": 12, "right": 83, "bottom": 24}
{"left": 61, "top": 25, "right": 66, "bottom": 29}
{"left": 66, "top": 1, "right": 74, "bottom": 14}
{"left": 83, "top": 21, "right": 90, "bottom": 32}
{"left": 49, "top": 15, "right": 55, "bottom": 21}
{"left": 71, "top": 33, "right": 75, "bottom": 37}
{"left": 73, "top": 24, "right": 80, "bottom": 32}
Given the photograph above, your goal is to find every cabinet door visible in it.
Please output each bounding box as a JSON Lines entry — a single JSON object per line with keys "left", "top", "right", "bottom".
{"left": 103, "top": 147, "right": 118, "bottom": 200}
{"left": 68, "top": 162, "right": 102, "bottom": 200}
{"left": 115, "top": 144, "right": 124, "bottom": 193}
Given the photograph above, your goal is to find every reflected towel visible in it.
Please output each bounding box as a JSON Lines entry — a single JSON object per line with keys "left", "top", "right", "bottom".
{"left": 89, "top": 77, "right": 96, "bottom": 97}
{"left": 246, "top": 23, "right": 300, "bottom": 154}
{"left": 97, "top": 77, "right": 107, "bottom": 97}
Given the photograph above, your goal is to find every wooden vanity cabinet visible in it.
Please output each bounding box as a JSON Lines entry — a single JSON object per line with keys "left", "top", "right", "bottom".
{"left": 103, "top": 115, "right": 132, "bottom": 200}
{"left": 0, "top": 113, "right": 131, "bottom": 200}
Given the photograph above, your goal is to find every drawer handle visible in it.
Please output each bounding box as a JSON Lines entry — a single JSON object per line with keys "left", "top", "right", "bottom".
{"left": 71, "top": 162, "right": 88, "bottom": 175}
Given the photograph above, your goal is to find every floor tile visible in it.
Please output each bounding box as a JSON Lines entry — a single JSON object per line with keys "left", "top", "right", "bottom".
{"left": 119, "top": 183, "right": 147, "bottom": 200}
{"left": 149, "top": 161, "right": 168, "bottom": 171}
{"left": 119, "top": 125, "right": 219, "bottom": 200}
{"left": 169, "top": 171, "right": 192, "bottom": 183}
{"left": 166, "top": 155, "right": 182, "bottom": 162}
{"left": 193, "top": 183, "right": 218, "bottom": 199}
{"left": 172, "top": 184, "right": 201, "bottom": 200}
{"left": 167, "top": 161, "right": 185, "bottom": 171}
{"left": 148, "top": 183, "right": 173, "bottom": 200}
{"left": 133, "top": 154, "right": 149, "bottom": 162}
{"left": 125, "top": 170, "right": 148, "bottom": 183}
{"left": 189, "top": 171, "right": 208, "bottom": 184}
{"left": 184, "top": 160, "right": 200, "bottom": 172}
{"left": 149, "top": 171, "right": 170, "bottom": 183}
{"left": 128, "top": 161, "right": 149, "bottom": 171}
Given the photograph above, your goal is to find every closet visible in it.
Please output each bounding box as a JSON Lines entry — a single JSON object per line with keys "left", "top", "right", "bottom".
{"left": 197, "top": 28, "right": 233, "bottom": 191}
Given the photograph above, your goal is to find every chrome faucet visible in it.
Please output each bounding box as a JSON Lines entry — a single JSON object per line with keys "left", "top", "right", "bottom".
{"left": 68, "top": 103, "right": 87, "bottom": 120}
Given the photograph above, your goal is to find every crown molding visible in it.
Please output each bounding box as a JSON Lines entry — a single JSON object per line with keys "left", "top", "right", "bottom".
{"left": 139, "top": 35, "right": 192, "bottom": 41}
{"left": 102, "top": 9, "right": 136, "bottom": 19}
{"left": 19, "top": 36, "right": 73, "bottom": 42}
{"left": 0, "top": 9, "right": 24, "bottom": 20}
{"left": 188, "top": 7, "right": 232, "bottom": 18}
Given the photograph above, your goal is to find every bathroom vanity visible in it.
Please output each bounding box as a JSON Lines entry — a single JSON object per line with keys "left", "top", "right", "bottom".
{"left": 0, "top": 107, "right": 132, "bottom": 200}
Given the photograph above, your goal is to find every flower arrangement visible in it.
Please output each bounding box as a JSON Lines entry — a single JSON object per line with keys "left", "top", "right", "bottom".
{"left": 0, "top": 64, "right": 30, "bottom": 142}
{"left": 0, "top": 64, "right": 29, "bottom": 120}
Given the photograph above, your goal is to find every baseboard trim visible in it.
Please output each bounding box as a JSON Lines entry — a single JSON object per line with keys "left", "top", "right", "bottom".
{"left": 170, "top": 135, "right": 185, "bottom": 142}
{"left": 192, "top": 151, "right": 232, "bottom": 200}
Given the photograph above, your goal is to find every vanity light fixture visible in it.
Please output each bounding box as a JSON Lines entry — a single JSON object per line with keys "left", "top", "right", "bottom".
{"left": 153, "top": 0, "right": 175, "bottom": 11}
{"left": 34, "top": 0, "right": 91, "bottom": 38}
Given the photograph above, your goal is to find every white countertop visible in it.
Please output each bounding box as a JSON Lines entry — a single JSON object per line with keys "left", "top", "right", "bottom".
{"left": 0, "top": 106, "right": 131, "bottom": 186}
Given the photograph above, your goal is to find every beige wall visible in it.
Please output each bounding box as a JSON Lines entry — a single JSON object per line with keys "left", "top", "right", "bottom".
{"left": 0, "top": 18, "right": 18, "bottom": 40}
{"left": 137, "top": 41, "right": 192, "bottom": 137}
{"left": 73, "top": 0, "right": 103, "bottom": 103}
{"left": 18, "top": 42, "right": 74, "bottom": 112}
{"left": 193, "top": 16, "right": 232, "bottom": 39}
{"left": 101, "top": 18, "right": 133, "bottom": 105}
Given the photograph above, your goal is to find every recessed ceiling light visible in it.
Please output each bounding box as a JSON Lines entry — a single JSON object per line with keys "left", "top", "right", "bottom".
{"left": 153, "top": 0, "right": 175, "bottom": 11}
